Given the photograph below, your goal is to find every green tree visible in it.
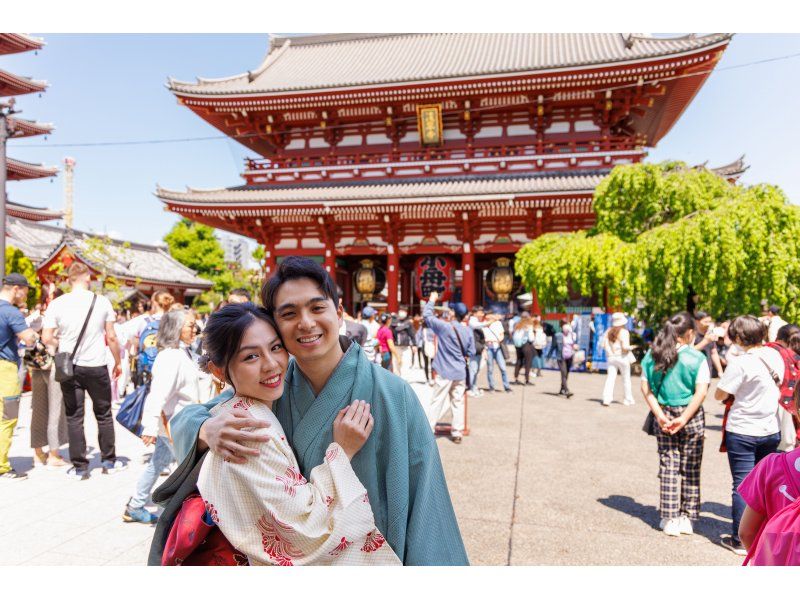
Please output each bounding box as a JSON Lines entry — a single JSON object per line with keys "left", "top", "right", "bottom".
{"left": 163, "top": 219, "right": 262, "bottom": 306}
{"left": 6, "top": 246, "right": 40, "bottom": 308}
{"left": 164, "top": 218, "right": 227, "bottom": 279}
{"left": 592, "top": 161, "right": 730, "bottom": 241}
{"left": 515, "top": 162, "right": 800, "bottom": 323}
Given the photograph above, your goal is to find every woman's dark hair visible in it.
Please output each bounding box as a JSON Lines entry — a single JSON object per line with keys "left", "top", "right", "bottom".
{"left": 608, "top": 327, "right": 621, "bottom": 344}
{"left": 199, "top": 303, "right": 279, "bottom": 391}
{"left": 728, "top": 315, "right": 767, "bottom": 347}
{"left": 261, "top": 256, "right": 338, "bottom": 315}
{"left": 776, "top": 324, "right": 800, "bottom": 355}
{"left": 651, "top": 311, "right": 695, "bottom": 372}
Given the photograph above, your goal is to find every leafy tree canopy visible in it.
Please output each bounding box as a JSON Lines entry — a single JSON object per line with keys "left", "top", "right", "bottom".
{"left": 6, "top": 246, "right": 40, "bottom": 308}
{"left": 515, "top": 162, "right": 800, "bottom": 323}
{"left": 592, "top": 161, "right": 731, "bottom": 241}
{"left": 164, "top": 219, "right": 262, "bottom": 304}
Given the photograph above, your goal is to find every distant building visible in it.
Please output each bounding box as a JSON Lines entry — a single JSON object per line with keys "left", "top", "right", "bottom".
{"left": 6, "top": 216, "right": 213, "bottom": 305}
{"left": 220, "top": 234, "right": 251, "bottom": 269}
{"left": 158, "top": 33, "right": 733, "bottom": 313}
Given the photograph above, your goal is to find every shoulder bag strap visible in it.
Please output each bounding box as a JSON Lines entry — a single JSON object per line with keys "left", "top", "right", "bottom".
{"left": 450, "top": 323, "right": 468, "bottom": 363}
{"left": 71, "top": 294, "right": 97, "bottom": 365}
{"left": 756, "top": 355, "right": 781, "bottom": 387}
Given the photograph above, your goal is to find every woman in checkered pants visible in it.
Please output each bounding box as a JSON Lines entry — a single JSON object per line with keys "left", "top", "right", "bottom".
{"left": 640, "top": 312, "right": 711, "bottom": 537}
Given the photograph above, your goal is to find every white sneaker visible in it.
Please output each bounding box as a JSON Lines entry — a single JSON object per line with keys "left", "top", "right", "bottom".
{"left": 662, "top": 518, "right": 681, "bottom": 537}
{"left": 623, "top": 399, "right": 635, "bottom": 406}
{"left": 678, "top": 515, "right": 693, "bottom": 535}
{"left": 658, "top": 518, "right": 667, "bottom": 530}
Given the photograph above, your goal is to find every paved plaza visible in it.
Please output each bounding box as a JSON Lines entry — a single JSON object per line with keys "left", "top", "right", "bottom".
{"left": 1, "top": 366, "right": 741, "bottom": 566}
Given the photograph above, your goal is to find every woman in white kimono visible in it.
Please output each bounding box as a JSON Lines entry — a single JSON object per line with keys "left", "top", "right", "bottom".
{"left": 196, "top": 303, "right": 400, "bottom": 566}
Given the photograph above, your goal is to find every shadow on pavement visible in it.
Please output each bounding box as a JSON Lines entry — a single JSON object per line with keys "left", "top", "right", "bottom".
{"left": 598, "top": 495, "right": 732, "bottom": 546}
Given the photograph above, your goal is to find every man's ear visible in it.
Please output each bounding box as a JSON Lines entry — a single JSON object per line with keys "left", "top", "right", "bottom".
{"left": 335, "top": 299, "right": 344, "bottom": 324}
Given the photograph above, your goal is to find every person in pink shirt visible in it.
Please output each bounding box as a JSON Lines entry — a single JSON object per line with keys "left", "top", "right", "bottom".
{"left": 738, "top": 387, "right": 800, "bottom": 550}
{"left": 376, "top": 313, "right": 395, "bottom": 371}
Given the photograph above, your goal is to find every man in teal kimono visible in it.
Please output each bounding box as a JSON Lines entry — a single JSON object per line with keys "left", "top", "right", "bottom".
{"left": 170, "top": 257, "right": 469, "bottom": 566}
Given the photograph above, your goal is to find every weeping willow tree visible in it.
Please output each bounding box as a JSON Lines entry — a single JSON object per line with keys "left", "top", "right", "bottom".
{"left": 515, "top": 162, "right": 800, "bottom": 323}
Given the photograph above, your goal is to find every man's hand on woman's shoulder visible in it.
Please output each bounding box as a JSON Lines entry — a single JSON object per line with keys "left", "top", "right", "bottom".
{"left": 199, "top": 408, "right": 271, "bottom": 464}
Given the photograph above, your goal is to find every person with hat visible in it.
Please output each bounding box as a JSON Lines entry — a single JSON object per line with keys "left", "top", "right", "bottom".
{"left": 600, "top": 312, "right": 635, "bottom": 406}
{"left": 0, "top": 273, "right": 37, "bottom": 481}
{"left": 422, "top": 292, "right": 475, "bottom": 443}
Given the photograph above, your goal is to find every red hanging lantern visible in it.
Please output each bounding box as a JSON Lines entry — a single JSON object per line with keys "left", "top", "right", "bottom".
{"left": 414, "top": 255, "right": 456, "bottom": 302}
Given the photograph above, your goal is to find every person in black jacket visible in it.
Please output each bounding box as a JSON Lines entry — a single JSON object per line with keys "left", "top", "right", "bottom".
{"left": 468, "top": 306, "right": 486, "bottom": 398}
{"left": 392, "top": 308, "right": 415, "bottom": 376}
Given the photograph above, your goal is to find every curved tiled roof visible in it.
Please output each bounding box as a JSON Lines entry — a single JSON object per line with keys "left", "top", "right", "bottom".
{"left": 9, "top": 117, "right": 54, "bottom": 138}
{"left": 6, "top": 157, "right": 58, "bottom": 180}
{"left": 0, "top": 68, "right": 47, "bottom": 97}
{"left": 0, "top": 33, "right": 45, "bottom": 56}
{"left": 169, "top": 33, "right": 732, "bottom": 96}
{"left": 9, "top": 218, "right": 212, "bottom": 289}
{"left": 6, "top": 200, "right": 62, "bottom": 222}
{"left": 156, "top": 172, "right": 604, "bottom": 207}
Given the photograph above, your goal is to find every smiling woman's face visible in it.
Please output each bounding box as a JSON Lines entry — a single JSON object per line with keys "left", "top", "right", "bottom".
{"left": 226, "top": 318, "right": 289, "bottom": 404}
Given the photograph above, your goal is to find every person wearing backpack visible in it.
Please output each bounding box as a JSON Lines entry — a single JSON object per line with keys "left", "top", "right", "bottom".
{"left": 714, "top": 315, "right": 784, "bottom": 556}
{"left": 511, "top": 315, "right": 535, "bottom": 386}
{"left": 123, "top": 309, "right": 200, "bottom": 524}
{"left": 737, "top": 381, "right": 800, "bottom": 554}
{"left": 640, "top": 312, "right": 710, "bottom": 538}
{"left": 132, "top": 291, "right": 175, "bottom": 387}
{"left": 530, "top": 314, "right": 547, "bottom": 378}
{"left": 766, "top": 324, "right": 800, "bottom": 451}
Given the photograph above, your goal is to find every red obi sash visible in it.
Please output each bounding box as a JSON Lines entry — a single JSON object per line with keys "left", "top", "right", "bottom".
{"left": 162, "top": 494, "right": 248, "bottom": 566}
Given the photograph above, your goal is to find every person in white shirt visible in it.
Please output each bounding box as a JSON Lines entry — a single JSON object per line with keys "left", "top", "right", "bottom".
{"left": 601, "top": 312, "right": 635, "bottom": 406}
{"left": 41, "top": 263, "right": 123, "bottom": 480}
{"left": 481, "top": 309, "right": 512, "bottom": 393}
{"left": 714, "top": 315, "right": 784, "bottom": 555}
{"left": 123, "top": 308, "right": 200, "bottom": 524}
{"left": 764, "top": 305, "right": 788, "bottom": 343}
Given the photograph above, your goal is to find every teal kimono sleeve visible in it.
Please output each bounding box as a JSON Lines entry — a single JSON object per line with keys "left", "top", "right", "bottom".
{"left": 401, "top": 387, "right": 470, "bottom": 565}
{"left": 170, "top": 388, "right": 234, "bottom": 463}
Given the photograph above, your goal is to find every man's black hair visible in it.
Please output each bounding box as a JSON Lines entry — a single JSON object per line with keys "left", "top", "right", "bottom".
{"left": 229, "top": 287, "right": 251, "bottom": 301}
{"left": 261, "top": 256, "right": 339, "bottom": 314}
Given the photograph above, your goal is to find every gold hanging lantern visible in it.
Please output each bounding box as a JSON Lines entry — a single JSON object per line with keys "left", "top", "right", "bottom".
{"left": 354, "top": 259, "right": 386, "bottom": 301}
{"left": 487, "top": 257, "right": 515, "bottom": 301}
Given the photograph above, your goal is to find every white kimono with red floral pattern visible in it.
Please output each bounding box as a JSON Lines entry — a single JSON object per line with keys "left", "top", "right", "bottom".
{"left": 197, "top": 396, "right": 400, "bottom": 566}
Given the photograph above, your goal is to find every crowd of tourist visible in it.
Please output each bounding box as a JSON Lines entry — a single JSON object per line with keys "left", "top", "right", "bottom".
{"left": 1, "top": 257, "right": 798, "bottom": 566}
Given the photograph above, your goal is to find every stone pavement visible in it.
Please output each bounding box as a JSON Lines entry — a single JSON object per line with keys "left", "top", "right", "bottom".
{"left": 1, "top": 366, "right": 742, "bottom": 566}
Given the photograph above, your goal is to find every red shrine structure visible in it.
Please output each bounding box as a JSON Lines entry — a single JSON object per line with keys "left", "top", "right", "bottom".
{"left": 158, "top": 33, "right": 732, "bottom": 313}
{"left": 0, "top": 34, "right": 57, "bottom": 184}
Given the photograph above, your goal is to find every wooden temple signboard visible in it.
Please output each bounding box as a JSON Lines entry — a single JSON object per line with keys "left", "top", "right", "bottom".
{"left": 157, "top": 33, "right": 732, "bottom": 313}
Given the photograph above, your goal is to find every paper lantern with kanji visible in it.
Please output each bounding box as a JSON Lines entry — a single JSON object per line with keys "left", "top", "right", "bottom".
{"left": 414, "top": 255, "right": 456, "bottom": 302}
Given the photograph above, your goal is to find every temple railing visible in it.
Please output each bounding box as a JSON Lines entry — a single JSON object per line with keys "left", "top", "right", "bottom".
{"left": 243, "top": 143, "right": 645, "bottom": 185}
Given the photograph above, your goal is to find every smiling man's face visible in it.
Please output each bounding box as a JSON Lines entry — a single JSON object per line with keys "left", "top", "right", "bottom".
{"left": 272, "top": 277, "right": 343, "bottom": 363}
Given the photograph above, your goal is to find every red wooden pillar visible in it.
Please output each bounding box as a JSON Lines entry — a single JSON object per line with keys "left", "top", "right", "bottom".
{"left": 531, "top": 288, "right": 541, "bottom": 315}
{"left": 400, "top": 266, "right": 411, "bottom": 309}
{"left": 264, "top": 244, "right": 277, "bottom": 278}
{"left": 324, "top": 247, "right": 336, "bottom": 277}
{"left": 387, "top": 245, "right": 399, "bottom": 313}
{"left": 462, "top": 242, "right": 476, "bottom": 308}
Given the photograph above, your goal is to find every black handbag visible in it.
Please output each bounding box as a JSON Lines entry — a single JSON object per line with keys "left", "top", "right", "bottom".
{"left": 54, "top": 294, "right": 97, "bottom": 383}
{"left": 450, "top": 323, "right": 472, "bottom": 387}
{"left": 642, "top": 372, "right": 667, "bottom": 436}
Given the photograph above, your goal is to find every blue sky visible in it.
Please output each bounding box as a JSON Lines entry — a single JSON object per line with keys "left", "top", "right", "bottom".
{"left": 4, "top": 33, "right": 800, "bottom": 250}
